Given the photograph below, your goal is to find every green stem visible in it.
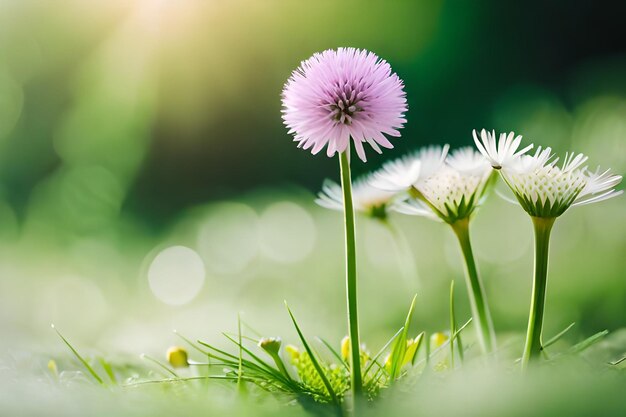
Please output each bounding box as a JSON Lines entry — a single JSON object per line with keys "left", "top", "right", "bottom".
{"left": 451, "top": 218, "right": 496, "bottom": 354}
{"left": 521, "top": 216, "right": 555, "bottom": 370}
{"left": 269, "top": 353, "right": 291, "bottom": 379}
{"left": 339, "top": 151, "right": 363, "bottom": 398}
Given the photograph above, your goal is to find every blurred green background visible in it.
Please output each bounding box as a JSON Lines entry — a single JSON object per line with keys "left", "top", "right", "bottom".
{"left": 0, "top": 1, "right": 625, "bottom": 413}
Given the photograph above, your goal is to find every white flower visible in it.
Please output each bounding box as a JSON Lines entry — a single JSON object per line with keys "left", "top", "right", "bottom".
{"left": 316, "top": 174, "right": 396, "bottom": 219}
{"left": 369, "top": 145, "right": 449, "bottom": 192}
{"left": 392, "top": 147, "right": 494, "bottom": 223}
{"left": 446, "top": 146, "right": 492, "bottom": 175}
{"left": 473, "top": 129, "right": 533, "bottom": 169}
{"left": 391, "top": 198, "right": 441, "bottom": 222}
{"left": 575, "top": 167, "right": 624, "bottom": 206}
{"left": 500, "top": 149, "right": 623, "bottom": 218}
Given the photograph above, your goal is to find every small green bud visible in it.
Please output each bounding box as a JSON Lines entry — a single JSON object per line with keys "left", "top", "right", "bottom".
{"left": 258, "top": 337, "right": 282, "bottom": 356}
{"left": 166, "top": 346, "right": 189, "bottom": 368}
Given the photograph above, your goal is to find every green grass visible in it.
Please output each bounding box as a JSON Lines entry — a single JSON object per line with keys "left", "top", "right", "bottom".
{"left": 1, "top": 189, "right": 625, "bottom": 416}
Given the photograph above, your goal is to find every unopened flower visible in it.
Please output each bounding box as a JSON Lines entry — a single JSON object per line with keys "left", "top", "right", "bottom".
{"left": 285, "top": 345, "right": 300, "bottom": 362}
{"left": 258, "top": 337, "right": 282, "bottom": 356}
{"left": 339, "top": 336, "right": 369, "bottom": 364}
{"left": 259, "top": 337, "right": 291, "bottom": 378}
{"left": 391, "top": 147, "right": 494, "bottom": 223}
{"left": 430, "top": 332, "right": 448, "bottom": 349}
{"left": 166, "top": 346, "right": 189, "bottom": 368}
{"left": 316, "top": 175, "right": 396, "bottom": 219}
{"left": 340, "top": 336, "right": 350, "bottom": 362}
{"left": 282, "top": 48, "right": 407, "bottom": 162}
{"left": 48, "top": 359, "right": 58, "bottom": 377}
{"left": 384, "top": 334, "right": 423, "bottom": 372}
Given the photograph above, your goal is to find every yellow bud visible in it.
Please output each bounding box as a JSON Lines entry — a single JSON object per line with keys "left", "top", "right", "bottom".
{"left": 285, "top": 344, "right": 300, "bottom": 361}
{"left": 431, "top": 332, "right": 448, "bottom": 348}
{"left": 340, "top": 336, "right": 350, "bottom": 362}
{"left": 48, "top": 359, "right": 58, "bottom": 376}
{"left": 258, "top": 337, "right": 282, "bottom": 356}
{"left": 166, "top": 346, "right": 189, "bottom": 368}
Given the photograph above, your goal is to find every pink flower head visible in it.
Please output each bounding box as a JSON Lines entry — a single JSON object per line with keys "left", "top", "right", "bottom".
{"left": 281, "top": 48, "right": 408, "bottom": 162}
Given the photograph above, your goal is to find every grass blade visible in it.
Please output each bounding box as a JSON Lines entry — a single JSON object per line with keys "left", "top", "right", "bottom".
{"left": 414, "top": 318, "right": 472, "bottom": 367}
{"left": 569, "top": 330, "right": 609, "bottom": 354}
{"left": 388, "top": 295, "right": 417, "bottom": 380}
{"left": 206, "top": 338, "right": 290, "bottom": 384}
{"left": 285, "top": 302, "right": 339, "bottom": 406}
{"left": 449, "top": 281, "right": 456, "bottom": 367}
{"left": 174, "top": 330, "right": 210, "bottom": 355}
{"left": 543, "top": 322, "right": 576, "bottom": 348}
{"left": 98, "top": 357, "right": 117, "bottom": 385}
{"left": 237, "top": 313, "right": 244, "bottom": 392}
{"left": 240, "top": 318, "right": 264, "bottom": 338}
{"left": 141, "top": 354, "right": 178, "bottom": 378}
{"left": 317, "top": 337, "right": 349, "bottom": 370}
{"left": 363, "top": 326, "right": 404, "bottom": 377}
{"left": 409, "top": 332, "right": 424, "bottom": 365}
{"left": 425, "top": 331, "right": 430, "bottom": 366}
{"left": 52, "top": 325, "right": 104, "bottom": 385}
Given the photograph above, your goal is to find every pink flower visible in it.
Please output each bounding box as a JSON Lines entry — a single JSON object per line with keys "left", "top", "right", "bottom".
{"left": 281, "top": 48, "right": 408, "bottom": 162}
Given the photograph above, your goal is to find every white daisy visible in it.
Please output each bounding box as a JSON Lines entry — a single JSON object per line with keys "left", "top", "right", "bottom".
{"left": 391, "top": 198, "right": 441, "bottom": 222}
{"left": 572, "top": 166, "right": 624, "bottom": 207}
{"left": 369, "top": 145, "right": 449, "bottom": 192}
{"left": 473, "top": 129, "right": 533, "bottom": 169}
{"left": 498, "top": 148, "right": 622, "bottom": 218}
{"left": 392, "top": 147, "right": 494, "bottom": 223}
{"left": 316, "top": 174, "right": 396, "bottom": 219}
{"left": 390, "top": 146, "right": 498, "bottom": 354}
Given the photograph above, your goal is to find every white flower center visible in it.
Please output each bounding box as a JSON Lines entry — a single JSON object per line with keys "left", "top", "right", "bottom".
{"left": 420, "top": 167, "right": 483, "bottom": 215}
{"left": 505, "top": 165, "right": 587, "bottom": 216}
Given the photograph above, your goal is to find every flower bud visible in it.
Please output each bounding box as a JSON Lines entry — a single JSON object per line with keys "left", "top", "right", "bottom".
{"left": 48, "top": 359, "right": 58, "bottom": 376}
{"left": 258, "top": 337, "right": 282, "bottom": 356}
{"left": 430, "top": 332, "right": 448, "bottom": 348}
{"left": 166, "top": 346, "right": 189, "bottom": 368}
{"left": 340, "top": 336, "right": 350, "bottom": 362}
{"left": 285, "top": 344, "right": 300, "bottom": 361}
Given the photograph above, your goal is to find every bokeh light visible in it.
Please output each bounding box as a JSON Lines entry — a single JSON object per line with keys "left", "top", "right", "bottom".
{"left": 197, "top": 203, "right": 259, "bottom": 275}
{"left": 147, "top": 245, "right": 205, "bottom": 305}
{"left": 258, "top": 201, "right": 316, "bottom": 263}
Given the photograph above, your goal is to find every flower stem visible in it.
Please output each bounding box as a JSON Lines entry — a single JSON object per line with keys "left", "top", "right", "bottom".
{"left": 339, "top": 151, "right": 363, "bottom": 398}
{"left": 451, "top": 218, "right": 496, "bottom": 355}
{"left": 521, "top": 216, "right": 555, "bottom": 370}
